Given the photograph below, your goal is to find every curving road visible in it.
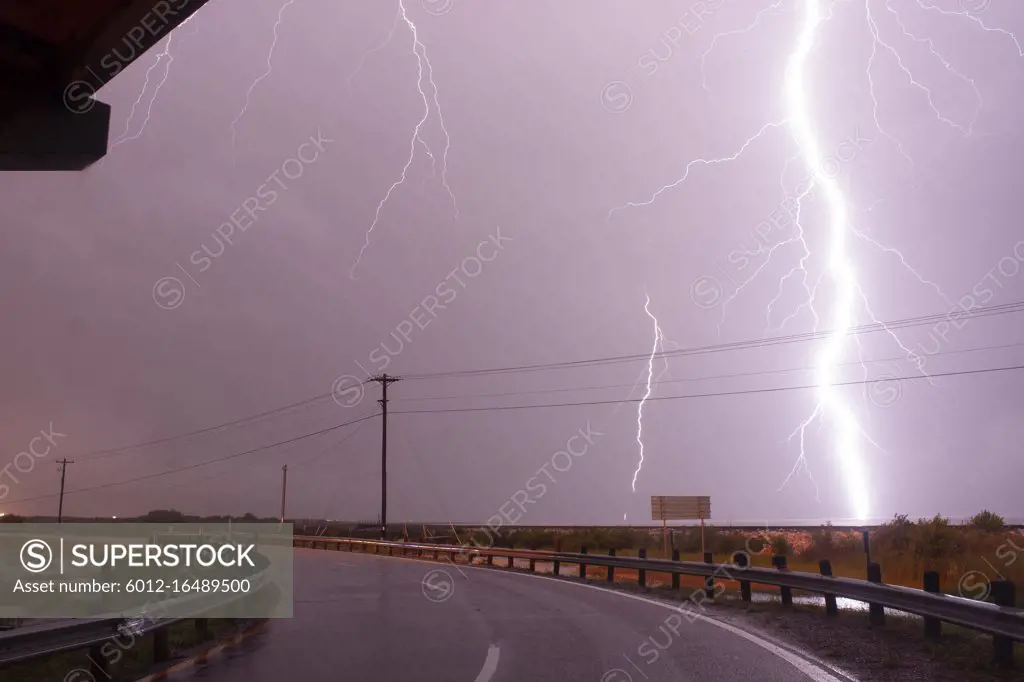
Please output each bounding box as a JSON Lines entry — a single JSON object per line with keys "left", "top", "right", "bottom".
{"left": 169, "top": 548, "right": 853, "bottom": 681}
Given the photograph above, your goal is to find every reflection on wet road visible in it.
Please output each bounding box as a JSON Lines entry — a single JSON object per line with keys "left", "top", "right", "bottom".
{"left": 167, "top": 548, "right": 850, "bottom": 681}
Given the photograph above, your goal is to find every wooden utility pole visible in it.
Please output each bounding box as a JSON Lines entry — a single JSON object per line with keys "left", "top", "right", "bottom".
{"left": 369, "top": 374, "right": 400, "bottom": 539}
{"left": 280, "top": 465, "right": 288, "bottom": 524}
{"left": 57, "top": 458, "right": 74, "bottom": 523}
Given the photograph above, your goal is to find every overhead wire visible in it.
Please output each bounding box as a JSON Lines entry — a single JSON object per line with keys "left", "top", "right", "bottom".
{"left": 389, "top": 362, "right": 1024, "bottom": 415}
{"left": 2, "top": 412, "right": 378, "bottom": 507}
{"left": 398, "top": 299, "right": 1024, "bottom": 381}
{"left": 52, "top": 298, "right": 1024, "bottom": 466}
{"left": 388, "top": 339, "right": 1024, "bottom": 403}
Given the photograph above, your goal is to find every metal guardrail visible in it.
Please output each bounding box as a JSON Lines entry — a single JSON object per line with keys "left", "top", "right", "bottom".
{"left": 0, "top": 554, "right": 274, "bottom": 674}
{"left": 295, "top": 535, "right": 1023, "bottom": 667}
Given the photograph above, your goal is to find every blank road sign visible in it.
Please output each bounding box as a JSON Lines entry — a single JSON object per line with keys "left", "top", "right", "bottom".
{"left": 651, "top": 495, "right": 711, "bottom": 521}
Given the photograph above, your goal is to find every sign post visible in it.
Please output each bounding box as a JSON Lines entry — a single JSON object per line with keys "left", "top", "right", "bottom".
{"left": 700, "top": 511, "right": 706, "bottom": 555}
{"left": 650, "top": 496, "right": 711, "bottom": 557}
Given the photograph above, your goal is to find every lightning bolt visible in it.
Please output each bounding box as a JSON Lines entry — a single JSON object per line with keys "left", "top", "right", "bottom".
{"left": 106, "top": 14, "right": 199, "bottom": 153}
{"left": 699, "top": 0, "right": 789, "bottom": 92}
{"left": 229, "top": 0, "right": 297, "bottom": 162}
{"left": 608, "top": 0, "right": 1019, "bottom": 520}
{"left": 349, "top": 0, "right": 458, "bottom": 280}
{"left": 915, "top": 1, "right": 1023, "bottom": 57}
{"left": 632, "top": 292, "right": 665, "bottom": 492}
{"left": 783, "top": 0, "right": 874, "bottom": 520}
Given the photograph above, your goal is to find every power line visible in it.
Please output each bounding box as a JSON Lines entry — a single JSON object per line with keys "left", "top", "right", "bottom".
{"left": 73, "top": 392, "right": 340, "bottom": 463}
{"left": 388, "top": 339, "right": 1024, "bottom": 403}
{"left": 2, "top": 412, "right": 378, "bottom": 507}
{"left": 57, "top": 298, "right": 1024, "bottom": 464}
{"left": 14, "top": 360, "right": 1020, "bottom": 511}
{"left": 290, "top": 419, "right": 370, "bottom": 470}
{"left": 398, "top": 299, "right": 1024, "bottom": 381}
{"left": 389, "top": 361, "right": 1024, "bottom": 415}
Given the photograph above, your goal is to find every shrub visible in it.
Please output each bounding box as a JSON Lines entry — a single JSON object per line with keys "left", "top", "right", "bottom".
{"left": 711, "top": 531, "right": 748, "bottom": 556}
{"left": 770, "top": 535, "right": 791, "bottom": 556}
{"left": 969, "top": 510, "right": 1005, "bottom": 533}
{"left": 914, "top": 514, "right": 960, "bottom": 565}
{"left": 805, "top": 524, "right": 835, "bottom": 558}
{"left": 875, "top": 513, "right": 914, "bottom": 554}
{"left": 519, "top": 530, "right": 555, "bottom": 550}
{"left": 673, "top": 528, "right": 704, "bottom": 553}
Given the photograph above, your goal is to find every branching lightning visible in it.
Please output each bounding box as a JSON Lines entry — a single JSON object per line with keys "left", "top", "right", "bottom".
{"left": 106, "top": 14, "right": 199, "bottom": 154}
{"left": 349, "top": 0, "right": 458, "bottom": 280}
{"left": 608, "top": 0, "right": 1019, "bottom": 520}
{"left": 784, "top": 0, "right": 874, "bottom": 519}
{"left": 230, "top": 0, "right": 298, "bottom": 162}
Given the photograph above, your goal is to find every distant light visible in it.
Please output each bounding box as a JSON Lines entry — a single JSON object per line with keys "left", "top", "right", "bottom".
{"left": 112, "top": 515, "right": 117, "bottom": 519}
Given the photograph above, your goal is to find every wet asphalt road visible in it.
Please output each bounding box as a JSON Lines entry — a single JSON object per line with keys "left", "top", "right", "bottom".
{"left": 170, "top": 547, "right": 847, "bottom": 682}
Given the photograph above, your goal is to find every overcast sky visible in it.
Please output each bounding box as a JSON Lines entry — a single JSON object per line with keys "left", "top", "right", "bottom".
{"left": 2, "top": 0, "right": 1022, "bottom": 526}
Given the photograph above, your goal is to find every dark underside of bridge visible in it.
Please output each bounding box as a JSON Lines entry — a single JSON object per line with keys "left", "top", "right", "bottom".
{"left": 0, "top": 0, "right": 211, "bottom": 170}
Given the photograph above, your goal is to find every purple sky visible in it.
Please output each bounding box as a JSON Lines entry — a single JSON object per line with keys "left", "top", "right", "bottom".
{"left": 2, "top": 0, "right": 1023, "bottom": 525}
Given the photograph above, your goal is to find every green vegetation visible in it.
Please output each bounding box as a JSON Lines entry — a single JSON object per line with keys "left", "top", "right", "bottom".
{"left": 436, "top": 514, "right": 1024, "bottom": 604}
{"left": 0, "top": 619, "right": 251, "bottom": 682}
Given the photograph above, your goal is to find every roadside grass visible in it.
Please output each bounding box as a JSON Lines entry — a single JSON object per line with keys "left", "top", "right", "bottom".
{"left": 671, "top": 592, "right": 1024, "bottom": 681}
{"left": 453, "top": 552, "right": 1024, "bottom": 681}
{"left": 0, "top": 619, "right": 247, "bottom": 682}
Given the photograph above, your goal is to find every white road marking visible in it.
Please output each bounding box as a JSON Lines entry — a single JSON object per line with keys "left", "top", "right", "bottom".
{"left": 326, "top": 549, "right": 853, "bottom": 681}
{"left": 474, "top": 644, "right": 500, "bottom": 682}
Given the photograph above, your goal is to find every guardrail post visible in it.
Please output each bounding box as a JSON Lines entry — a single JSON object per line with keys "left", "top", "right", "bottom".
{"left": 153, "top": 626, "right": 171, "bottom": 663}
{"left": 991, "top": 579, "right": 1016, "bottom": 667}
{"left": 703, "top": 552, "right": 714, "bottom": 598}
{"left": 818, "top": 560, "right": 838, "bottom": 616}
{"left": 607, "top": 548, "right": 616, "bottom": 582}
{"left": 553, "top": 556, "right": 561, "bottom": 577}
{"left": 772, "top": 555, "right": 792, "bottom": 605}
{"left": 671, "top": 549, "right": 680, "bottom": 590}
{"left": 89, "top": 644, "right": 109, "bottom": 679}
{"left": 580, "top": 546, "right": 589, "bottom": 580}
{"left": 638, "top": 548, "right": 647, "bottom": 589}
{"left": 486, "top": 552, "right": 493, "bottom": 566}
{"left": 867, "top": 563, "right": 885, "bottom": 626}
{"left": 196, "top": 618, "right": 209, "bottom": 636}
{"left": 529, "top": 557, "right": 536, "bottom": 572}
{"left": 734, "top": 552, "right": 751, "bottom": 602}
{"left": 923, "top": 570, "right": 941, "bottom": 639}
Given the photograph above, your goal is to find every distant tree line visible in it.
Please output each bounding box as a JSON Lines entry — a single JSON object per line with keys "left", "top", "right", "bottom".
{"left": 0, "top": 510, "right": 279, "bottom": 523}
